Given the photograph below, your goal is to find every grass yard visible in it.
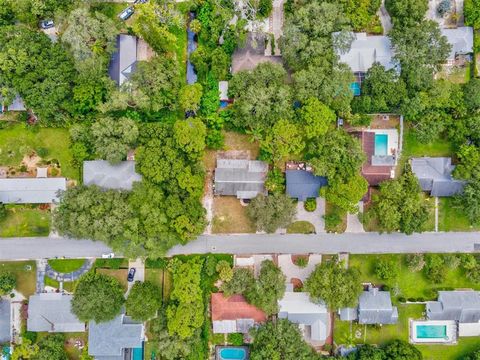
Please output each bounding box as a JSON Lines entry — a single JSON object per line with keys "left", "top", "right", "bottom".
{"left": 0, "top": 123, "right": 79, "bottom": 179}
{"left": 0, "top": 205, "right": 50, "bottom": 237}
{"left": 96, "top": 268, "right": 128, "bottom": 291}
{"left": 0, "top": 261, "right": 36, "bottom": 297}
{"left": 64, "top": 332, "right": 88, "bottom": 360}
{"left": 223, "top": 131, "right": 260, "bottom": 159}
{"left": 44, "top": 277, "right": 77, "bottom": 293}
{"left": 349, "top": 254, "right": 480, "bottom": 299}
{"left": 324, "top": 202, "right": 347, "bottom": 233}
{"left": 163, "top": 270, "right": 172, "bottom": 302}
{"left": 145, "top": 268, "right": 164, "bottom": 304}
{"left": 436, "top": 65, "right": 471, "bottom": 84}
{"left": 287, "top": 221, "right": 315, "bottom": 234}
{"left": 212, "top": 197, "right": 256, "bottom": 233}
{"left": 438, "top": 197, "right": 480, "bottom": 231}
{"left": 47, "top": 259, "right": 86, "bottom": 273}
{"left": 402, "top": 128, "right": 455, "bottom": 160}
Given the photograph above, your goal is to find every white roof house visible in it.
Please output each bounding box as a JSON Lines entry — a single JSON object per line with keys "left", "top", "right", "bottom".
{"left": 0, "top": 178, "right": 66, "bottom": 204}
{"left": 27, "top": 293, "right": 85, "bottom": 333}
{"left": 336, "top": 32, "right": 396, "bottom": 73}
{"left": 83, "top": 160, "right": 142, "bottom": 191}
{"left": 108, "top": 34, "right": 138, "bottom": 86}
{"left": 278, "top": 291, "right": 330, "bottom": 344}
{"left": 219, "top": 81, "right": 229, "bottom": 101}
{"left": 440, "top": 27, "right": 474, "bottom": 61}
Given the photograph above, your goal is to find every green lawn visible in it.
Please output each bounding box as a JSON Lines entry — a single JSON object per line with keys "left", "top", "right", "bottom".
{"left": 0, "top": 123, "right": 79, "bottom": 179}
{"left": 96, "top": 268, "right": 128, "bottom": 291}
{"left": 287, "top": 221, "right": 316, "bottom": 234}
{"left": 349, "top": 254, "right": 480, "bottom": 300}
{"left": 0, "top": 261, "right": 36, "bottom": 297}
{"left": 44, "top": 276, "right": 77, "bottom": 293}
{"left": 324, "top": 202, "right": 347, "bottom": 233}
{"left": 47, "top": 259, "right": 86, "bottom": 273}
{"left": 438, "top": 197, "right": 480, "bottom": 232}
{"left": 0, "top": 205, "right": 50, "bottom": 237}
{"left": 145, "top": 268, "right": 164, "bottom": 304}
{"left": 402, "top": 128, "right": 455, "bottom": 160}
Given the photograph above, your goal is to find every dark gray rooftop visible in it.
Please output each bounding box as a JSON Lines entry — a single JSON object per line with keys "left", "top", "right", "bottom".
{"left": 108, "top": 34, "right": 138, "bottom": 86}
{"left": 0, "top": 299, "right": 11, "bottom": 344}
{"left": 83, "top": 160, "right": 142, "bottom": 191}
{"left": 411, "top": 157, "right": 465, "bottom": 197}
{"left": 427, "top": 291, "right": 480, "bottom": 323}
{"left": 88, "top": 314, "right": 144, "bottom": 359}
{"left": 358, "top": 287, "right": 398, "bottom": 325}
{"left": 214, "top": 159, "right": 268, "bottom": 199}
{"left": 285, "top": 170, "right": 327, "bottom": 201}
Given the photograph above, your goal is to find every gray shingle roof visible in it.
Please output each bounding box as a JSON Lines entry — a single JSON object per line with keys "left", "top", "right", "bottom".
{"left": 83, "top": 160, "right": 142, "bottom": 191}
{"left": 0, "top": 178, "right": 66, "bottom": 204}
{"left": 358, "top": 287, "right": 398, "bottom": 324}
{"left": 88, "top": 314, "right": 144, "bottom": 358}
{"left": 285, "top": 170, "right": 327, "bottom": 201}
{"left": 339, "top": 307, "right": 358, "bottom": 321}
{"left": 108, "top": 34, "right": 138, "bottom": 86}
{"left": 214, "top": 159, "right": 268, "bottom": 199}
{"left": 411, "top": 157, "right": 465, "bottom": 197}
{"left": 27, "top": 293, "right": 85, "bottom": 333}
{"left": 336, "top": 32, "right": 396, "bottom": 73}
{"left": 441, "top": 27, "right": 474, "bottom": 61}
{"left": 427, "top": 291, "right": 480, "bottom": 323}
{"left": 0, "top": 299, "right": 11, "bottom": 343}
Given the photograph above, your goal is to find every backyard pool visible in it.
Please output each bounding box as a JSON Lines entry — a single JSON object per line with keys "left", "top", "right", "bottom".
{"left": 374, "top": 134, "right": 388, "bottom": 156}
{"left": 416, "top": 324, "right": 447, "bottom": 339}
{"left": 410, "top": 320, "right": 456, "bottom": 343}
{"left": 218, "top": 347, "right": 248, "bottom": 360}
{"left": 132, "top": 347, "right": 143, "bottom": 360}
{"left": 350, "top": 82, "right": 361, "bottom": 96}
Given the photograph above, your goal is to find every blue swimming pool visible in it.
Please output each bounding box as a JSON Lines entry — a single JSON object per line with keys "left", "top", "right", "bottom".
{"left": 219, "top": 347, "right": 247, "bottom": 360}
{"left": 220, "top": 100, "right": 229, "bottom": 108}
{"left": 375, "top": 134, "right": 388, "bottom": 156}
{"left": 132, "top": 347, "right": 143, "bottom": 360}
{"left": 416, "top": 325, "right": 447, "bottom": 339}
{"left": 350, "top": 82, "right": 361, "bottom": 96}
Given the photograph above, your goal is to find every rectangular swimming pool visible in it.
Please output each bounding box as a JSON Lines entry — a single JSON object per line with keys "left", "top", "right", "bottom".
{"left": 218, "top": 347, "right": 247, "bottom": 360}
{"left": 375, "top": 134, "right": 388, "bottom": 156}
{"left": 132, "top": 347, "right": 143, "bottom": 360}
{"left": 416, "top": 325, "right": 447, "bottom": 339}
{"left": 350, "top": 82, "right": 361, "bottom": 96}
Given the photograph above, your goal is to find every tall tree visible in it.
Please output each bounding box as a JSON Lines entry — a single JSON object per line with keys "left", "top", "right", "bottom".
{"left": 247, "top": 193, "right": 297, "bottom": 233}
{"left": 385, "top": 0, "right": 428, "bottom": 26}
{"left": 455, "top": 179, "right": 480, "bottom": 225}
{"left": 34, "top": 334, "right": 68, "bottom": 360}
{"left": 299, "top": 98, "right": 336, "bottom": 139}
{"left": 260, "top": 119, "right": 305, "bottom": 162}
{"left": 126, "top": 281, "right": 162, "bottom": 321}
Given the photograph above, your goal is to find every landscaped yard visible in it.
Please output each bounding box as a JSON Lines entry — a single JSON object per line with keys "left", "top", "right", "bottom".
{"left": 402, "top": 128, "right": 455, "bottom": 160}
{"left": 96, "top": 268, "right": 128, "bottom": 291}
{"left": 349, "top": 254, "right": 480, "bottom": 299}
{"left": 438, "top": 197, "right": 480, "bottom": 231}
{"left": 0, "top": 205, "right": 50, "bottom": 237}
{"left": 145, "top": 268, "right": 164, "bottom": 304}
{"left": 0, "top": 261, "right": 36, "bottom": 297}
{"left": 324, "top": 202, "right": 347, "bottom": 233}
{"left": 48, "top": 259, "right": 86, "bottom": 273}
{"left": 212, "top": 196, "right": 256, "bottom": 233}
{"left": 0, "top": 123, "right": 79, "bottom": 179}
{"left": 44, "top": 276, "right": 77, "bottom": 293}
{"left": 287, "top": 221, "right": 315, "bottom": 234}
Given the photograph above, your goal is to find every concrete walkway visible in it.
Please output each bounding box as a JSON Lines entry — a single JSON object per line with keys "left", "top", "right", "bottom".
{"left": 278, "top": 254, "right": 322, "bottom": 282}
{"left": 346, "top": 202, "right": 365, "bottom": 233}
{"left": 45, "top": 259, "right": 94, "bottom": 283}
{"left": 295, "top": 199, "right": 326, "bottom": 233}
{"left": 378, "top": 0, "right": 392, "bottom": 34}
{"left": 36, "top": 259, "right": 47, "bottom": 293}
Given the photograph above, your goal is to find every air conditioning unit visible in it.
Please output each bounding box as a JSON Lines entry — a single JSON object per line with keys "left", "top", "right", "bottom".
{"left": 382, "top": 115, "right": 389, "bottom": 121}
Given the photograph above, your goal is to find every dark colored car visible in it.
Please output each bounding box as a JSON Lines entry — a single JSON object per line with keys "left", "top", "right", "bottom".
{"left": 119, "top": 6, "right": 134, "bottom": 21}
{"left": 134, "top": 0, "right": 148, "bottom": 3}
{"left": 40, "top": 20, "right": 54, "bottom": 29}
{"left": 127, "top": 268, "right": 136, "bottom": 282}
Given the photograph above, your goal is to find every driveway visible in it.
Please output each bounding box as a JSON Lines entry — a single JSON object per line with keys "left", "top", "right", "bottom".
{"left": 295, "top": 199, "right": 325, "bottom": 233}
{"left": 346, "top": 202, "right": 365, "bottom": 233}
{"left": 278, "top": 254, "right": 322, "bottom": 282}
{"left": 127, "top": 258, "right": 145, "bottom": 294}
{"left": 378, "top": 0, "right": 392, "bottom": 34}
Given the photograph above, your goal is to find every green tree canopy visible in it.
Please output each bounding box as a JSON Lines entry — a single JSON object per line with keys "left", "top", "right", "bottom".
{"left": 383, "top": 339, "right": 422, "bottom": 360}
{"left": 34, "top": 334, "right": 67, "bottom": 360}
{"left": 455, "top": 179, "right": 480, "bottom": 225}
{"left": 386, "top": 0, "right": 428, "bottom": 26}
{"left": 173, "top": 119, "right": 207, "bottom": 157}
{"left": 72, "top": 272, "right": 125, "bottom": 323}
{"left": 126, "top": 281, "right": 162, "bottom": 321}
{"left": 299, "top": 98, "right": 336, "bottom": 139}
{"left": 221, "top": 267, "right": 256, "bottom": 297}
{"left": 179, "top": 83, "right": 203, "bottom": 114}
{"left": 247, "top": 193, "right": 297, "bottom": 233}
{"left": 305, "top": 258, "right": 362, "bottom": 309}
{"left": 322, "top": 173, "right": 369, "bottom": 213}
{"left": 0, "top": 272, "right": 16, "bottom": 295}
{"left": 260, "top": 119, "right": 305, "bottom": 162}
{"left": 463, "top": 78, "right": 480, "bottom": 112}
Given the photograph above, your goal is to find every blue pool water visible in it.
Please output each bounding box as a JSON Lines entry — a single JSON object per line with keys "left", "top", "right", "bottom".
{"left": 375, "top": 134, "right": 388, "bottom": 156}
{"left": 220, "top": 100, "right": 229, "bottom": 108}
{"left": 219, "top": 348, "right": 247, "bottom": 360}
{"left": 1, "top": 346, "right": 11, "bottom": 360}
{"left": 350, "top": 82, "right": 361, "bottom": 96}
{"left": 132, "top": 347, "right": 143, "bottom": 360}
{"left": 416, "top": 325, "right": 447, "bottom": 339}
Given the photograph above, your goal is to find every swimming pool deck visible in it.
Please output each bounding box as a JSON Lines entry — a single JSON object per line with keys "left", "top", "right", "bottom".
{"left": 410, "top": 320, "right": 458, "bottom": 344}
{"left": 215, "top": 345, "right": 249, "bottom": 360}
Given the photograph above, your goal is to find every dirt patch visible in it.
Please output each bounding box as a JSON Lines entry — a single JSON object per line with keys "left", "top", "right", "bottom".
{"left": 21, "top": 153, "right": 41, "bottom": 169}
{"left": 212, "top": 196, "right": 256, "bottom": 233}
{"left": 223, "top": 131, "right": 260, "bottom": 159}
{"left": 137, "top": 38, "right": 155, "bottom": 61}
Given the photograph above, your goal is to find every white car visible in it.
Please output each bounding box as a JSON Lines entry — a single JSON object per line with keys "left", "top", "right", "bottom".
{"left": 101, "top": 253, "right": 115, "bottom": 259}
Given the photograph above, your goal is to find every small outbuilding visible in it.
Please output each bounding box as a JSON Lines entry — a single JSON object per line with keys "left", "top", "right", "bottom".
{"left": 109, "top": 34, "right": 138, "bottom": 86}
{"left": 285, "top": 170, "right": 327, "bottom": 201}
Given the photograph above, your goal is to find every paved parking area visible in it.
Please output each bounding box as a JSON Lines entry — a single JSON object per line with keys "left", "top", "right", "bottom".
{"left": 127, "top": 258, "right": 145, "bottom": 294}
{"left": 295, "top": 199, "right": 326, "bottom": 233}
{"left": 278, "top": 254, "right": 322, "bottom": 283}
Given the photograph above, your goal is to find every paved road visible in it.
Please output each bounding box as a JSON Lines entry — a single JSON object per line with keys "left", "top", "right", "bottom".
{"left": 1, "top": 233, "right": 480, "bottom": 260}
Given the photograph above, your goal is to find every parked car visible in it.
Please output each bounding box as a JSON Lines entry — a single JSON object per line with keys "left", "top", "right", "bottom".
{"left": 119, "top": 6, "right": 134, "bottom": 21}
{"left": 101, "top": 253, "right": 115, "bottom": 259}
{"left": 40, "top": 20, "right": 54, "bottom": 29}
{"left": 127, "top": 268, "right": 136, "bottom": 282}
{"left": 134, "top": 0, "right": 148, "bottom": 3}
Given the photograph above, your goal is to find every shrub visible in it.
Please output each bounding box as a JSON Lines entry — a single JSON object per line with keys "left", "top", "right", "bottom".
{"left": 216, "top": 260, "right": 233, "bottom": 282}
{"left": 204, "top": 255, "right": 218, "bottom": 277}
{"left": 466, "top": 264, "right": 480, "bottom": 282}
{"left": 0, "top": 204, "right": 7, "bottom": 221}
{"left": 0, "top": 272, "right": 16, "bottom": 295}
{"left": 375, "top": 259, "right": 399, "bottom": 280}
{"left": 424, "top": 289, "right": 437, "bottom": 300}
{"left": 406, "top": 253, "right": 425, "bottom": 272}
{"left": 294, "top": 257, "right": 308, "bottom": 268}
{"left": 425, "top": 255, "right": 446, "bottom": 284}
{"left": 382, "top": 285, "right": 390, "bottom": 291}
{"left": 22, "top": 331, "right": 37, "bottom": 343}
{"left": 36, "top": 147, "right": 49, "bottom": 158}
{"left": 304, "top": 198, "right": 317, "bottom": 212}
{"left": 461, "top": 254, "right": 478, "bottom": 270}
{"left": 265, "top": 168, "right": 285, "bottom": 194}
{"left": 227, "top": 333, "right": 244, "bottom": 346}
{"left": 145, "top": 258, "right": 168, "bottom": 269}
{"left": 443, "top": 254, "right": 461, "bottom": 269}
{"left": 398, "top": 296, "right": 406, "bottom": 303}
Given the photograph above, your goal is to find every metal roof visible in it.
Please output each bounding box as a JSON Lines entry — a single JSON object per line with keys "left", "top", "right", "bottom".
{"left": 285, "top": 170, "right": 327, "bottom": 201}
{"left": 219, "top": 81, "right": 229, "bottom": 100}
{"left": 108, "top": 34, "right": 138, "bottom": 86}
{"left": 358, "top": 287, "right": 398, "bottom": 324}
{"left": 0, "top": 299, "right": 11, "bottom": 343}
{"left": 88, "top": 314, "right": 144, "bottom": 358}
{"left": 83, "top": 160, "right": 142, "bottom": 190}
{"left": 427, "top": 291, "right": 480, "bottom": 323}
{"left": 0, "top": 178, "right": 66, "bottom": 204}
{"left": 411, "top": 157, "right": 465, "bottom": 197}
{"left": 27, "top": 293, "right": 85, "bottom": 333}
{"left": 441, "top": 27, "right": 474, "bottom": 61}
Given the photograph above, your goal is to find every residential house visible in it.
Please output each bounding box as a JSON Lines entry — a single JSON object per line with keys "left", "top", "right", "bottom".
{"left": 83, "top": 160, "right": 142, "bottom": 191}
{"left": 211, "top": 293, "right": 267, "bottom": 334}
{"left": 1, "top": 95, "right": 26, "bottom": 112}
{"left": 27, "top": 293, "right": 85, "bottom": 333}
{"left": 285, "top": 169, "right": 327, "bottom": 201}
{"left": 441, "top": 27, "right": 474, "bottom": 66}
{"left": 109, "top": 34, "right": 138, "bottom": 86}
{"left": 214, "top": 158, "right": 268, "bottom": 199}
{"left": 219, "top": 81, "right": 229, "bottom": 102}
{"left": 0, "top": 178, "right": 66, "bottom": 204}
{"left": 340, "top": 286, "right": 398, "bottom": 325}
{"left": 411, "top": 157, "right": 465, "bottom": 197}
{"left": 355, "top": 129, "right": 398, "bottom": 186}
{"left": 0, "top": 300, "right": 11, "bottom": 344}
{"left": 427, "top": 291, "right": 480, "bottom": 336}
{"left": 89, "top": 314, "right": 144, "bottom": 360}
{"left": 278, "top": 290, "right": 330, "bottom": 345}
